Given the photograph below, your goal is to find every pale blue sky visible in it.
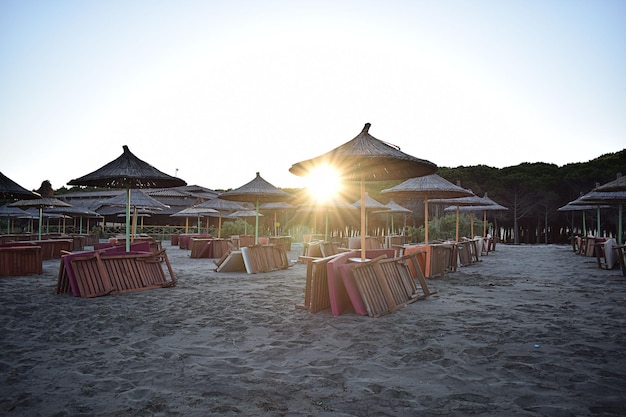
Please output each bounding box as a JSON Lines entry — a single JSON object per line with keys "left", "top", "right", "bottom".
{"left": 1, "top": 0, "right": 624, "bottom": 192}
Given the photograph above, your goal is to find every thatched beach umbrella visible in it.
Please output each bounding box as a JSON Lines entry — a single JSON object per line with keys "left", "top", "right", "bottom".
{"left": 382, "top": 174, "right": 473, "bottom": 244}
{"left": 260, "top": 201, "right": 295, "bottom": 237}
{"left": 0, "top": 204, "right": 31, "bottom": 234}
{"left": 431, "top": 192, "right": 484, "bottom": 241}
{"left": 588, "top": 174, "right": 626, "bottom": 244}
{"left": 296, "top": 197, "right": 358, "bottom": 241}
{"left": 9, "top": 197, "right": 71, "bottom": 239}
{"left": 47, "top": 205, "right": 102, "bottom": 234}
{"left": 101, "top": 189, "right": 169, "bottom": 240}
{"left": 68, "top": 145, "right": 186, "bottom": 251}
{"left": 0, "top": 171, "right": 39, "bottom": 200}
{"left": 220, "top": 172, "right": 292, "bottom": 244}
{"left": 580, "top": 183, "right": 626, "bottom": 245}
{"left": 194, "top": 198, "right": 245, "bottom": 238}
{"left": 352, "top": 193, "right": 389, "bottom": 237}
{"left": 230, "top": 209, "right": 264, "bottom": 235}
{"left": 558, "top": 200, "right": 609, "bottom": 240}
{"left": 372, "top": 199, "right": 412, "bottom": 235}
{"left": 171, "top": 206, "right": 218, "bottom": 234}
{"left": 290, "top": 123, "right": 437, "bottom": 260}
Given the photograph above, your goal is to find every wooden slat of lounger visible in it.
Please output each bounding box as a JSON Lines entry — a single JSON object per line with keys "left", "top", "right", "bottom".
{"left": 394, "top": 257, "right": 422, "bottom": 301}
{"left": 104, "top": 253, "right": 152, "bottom": 291}
{"left": 70, "top": 255, "right": 113, "bottom": 298}
{"left": 140, "top": 258, "right": 168, "bottom": 286}
{"left": 309, "top": 258, "right": 331, "bottom": 313}
{"left": 378, "top": 259, "right": 412, "bottom": 306}
{"left": 77, "top": 258, "right": 102, "bottom": 297}
{"left": 402, "top": 253, "right": 437, "bottom": 298}
{"left": 352, "top": 262, "right": 390, "bottom": 317}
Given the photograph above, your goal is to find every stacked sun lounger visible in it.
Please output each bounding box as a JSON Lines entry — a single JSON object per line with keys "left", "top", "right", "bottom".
{"left": 56, "top": 241, "right": 176, "bottom": 298}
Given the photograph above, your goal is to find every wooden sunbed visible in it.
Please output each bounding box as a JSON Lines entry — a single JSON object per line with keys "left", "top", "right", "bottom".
{"left": 56, "top": 247, "right": 176, "bottom": 298}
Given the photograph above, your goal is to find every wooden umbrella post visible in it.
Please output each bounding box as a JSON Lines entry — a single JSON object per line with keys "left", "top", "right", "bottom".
{"left": 125, "top": 188, "right": 131, "bottom": 252}
{"left": 424, "top": 196, "right": 429, "bottom": 245}
{"left": 456, "top": 206, "right": 460, "bottom": 242}
{"left": 255, "top": 198, "right": 260, "bottom": 245}
{"left": 361, "top": 177, "right": 366, "bottom": 261}
{"left": 483, "top": 209, "right": 487, "bottom": 237}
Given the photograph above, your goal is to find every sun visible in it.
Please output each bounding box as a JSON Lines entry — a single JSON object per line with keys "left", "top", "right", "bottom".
{"left": 304, "top": 165, "right": 343, "bottom": 203}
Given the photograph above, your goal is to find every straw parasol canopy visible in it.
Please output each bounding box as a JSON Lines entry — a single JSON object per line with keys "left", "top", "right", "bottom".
{"left": 9, "top": 197, "right": 72, "bottom": 239}
{"left": 260, "top": 201, "right": 295, "bottom": 237}
{"left": 45, "top": 205, "right": 102, "bottom": 235}
{"left": 101, "top": 189, "right": 169, "bottom": 240}
{"left": 101, "top": 189, "right": 169, "bottom": 210}
{"left": 563, "top": 191, "right": 607, "bottom": 238}
{"left": 171, "top": 206, "right": 218, "bottom": 234}
{"left": 230, "top": 209, "right": 264, "bottom": 235}
{"left": 352, "top": 193, "right": 389, "bottom": 237}
{"left": 0, "top": 171, "right": 40, "bottom": 200}
{"left": 372, "top": 199, "right": 412, "bottom": 236}
{"left": 382, "top": 174, "right": 473, "bottom": 244}
{"left": 194, "top": 198, "right": 246, "bottom": 238}
{"left": 68, "top": 145, "right": 186, "bottom": 250}
{"left": 431, "top": 192, "right": 484, "bottom": 241}
{"left": 557, "top": 199, "right": 609, "bottom": 239}
{"left": 220, "top": 172, "right": 293, "bottom": 244}
{"left": 296, "top": 197, "right": 358, "bottom": 241}
{"left": 579, "top": 181, "right": 626, "bottom": 245}
{"left": 290, "top": 123, "right": 437, "bottom": 259}
{"left": 594, "top": 173, "right": 626, "bottom": 193}
{"left": 0, "top": 204, "right": 32, "bottom": 233}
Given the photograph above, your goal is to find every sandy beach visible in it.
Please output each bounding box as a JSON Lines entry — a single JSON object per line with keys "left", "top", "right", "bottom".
{"left": 1, "top": 242, "right": 625, "bottom": 416}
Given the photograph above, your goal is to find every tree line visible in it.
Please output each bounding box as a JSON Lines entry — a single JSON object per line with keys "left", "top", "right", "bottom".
{"left": 431, "top": 149, "right": 626, "bottom": 244}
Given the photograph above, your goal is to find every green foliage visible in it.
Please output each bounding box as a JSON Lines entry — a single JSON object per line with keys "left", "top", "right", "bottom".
{"left": 220, "top": 219, "right": 252, "bottom": 237}
{"left": 405, "top": 214, "right": 491, "bottom": 242}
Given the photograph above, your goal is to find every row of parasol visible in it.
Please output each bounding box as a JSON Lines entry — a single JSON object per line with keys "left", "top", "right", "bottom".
{"left": 3, "top": 124, "right": 513, "bottom": 259}
{"left": 557, "top": 175, "right": 626, "bottom": 245}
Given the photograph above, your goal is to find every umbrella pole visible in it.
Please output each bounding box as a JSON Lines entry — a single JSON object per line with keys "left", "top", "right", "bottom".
{"left": 325, "top": 211, "right": 329, "bottom": 241}
{"left": 424, "top": 198, "right": 429, "bottom": 245}
{"left": 597, "top": 207, "right": 601, "bottom": 237}
{"left": 218, "top": 212, "right": 222, "bottom": 239}
{"left": 185, "top": 217, "right": 188, "bottom": 233}
{"left": 255, "top": 198, "right": 260, "bottom": 245}
{"left": 470, "top": 212, "right": 474, "bottom": 238}
{"left": 125, "top": 188, "right": 131, "bottom": 252}
{"left": 583, "top": 211, "right": 587, "bottom": 236}
{"left": 132, "top": 207, "right": 137, "bottom": 242}
{"left": 455, "top": 206, "right": 460, "bottom": 242}
{"left": 619, "top": 203, "right": 623, "bottom": 245}
{"left": 361, "top": 178, "right": 366, "bottom": 261}
{"left": 38, "top": 207, "right": 43, "bottom": 240}
{"left": 483, "top": 209, "right": 487, "bottom": 237}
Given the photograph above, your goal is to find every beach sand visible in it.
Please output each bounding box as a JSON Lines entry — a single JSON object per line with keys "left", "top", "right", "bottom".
{"left": 1, "top": 242, "right": 625, "bottom": 416}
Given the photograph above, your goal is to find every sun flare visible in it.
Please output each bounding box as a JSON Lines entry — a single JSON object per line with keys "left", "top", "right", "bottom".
{"left": 305, "top": 165, "right": 343, "bottom": 203}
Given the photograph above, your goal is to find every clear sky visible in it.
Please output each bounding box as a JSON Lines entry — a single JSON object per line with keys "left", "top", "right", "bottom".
{"left": 1, "top": 0, "right": 624, "bottom": 192}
